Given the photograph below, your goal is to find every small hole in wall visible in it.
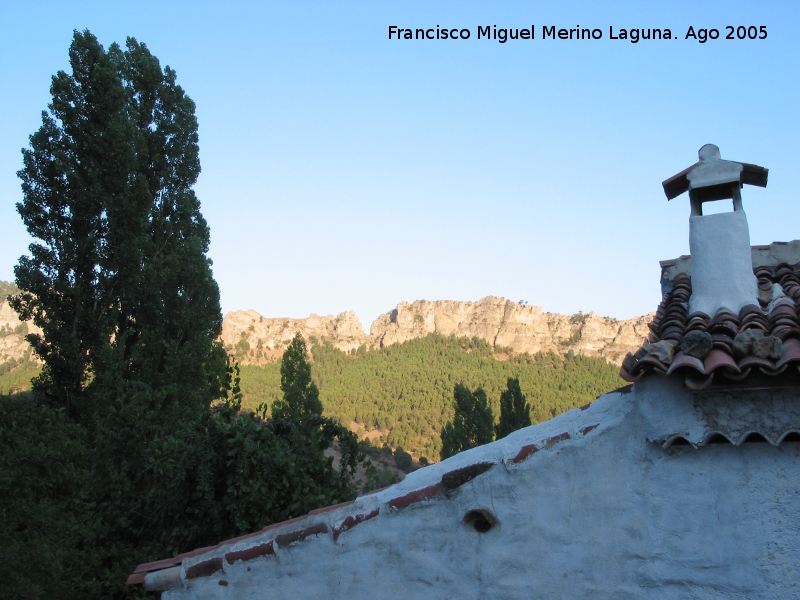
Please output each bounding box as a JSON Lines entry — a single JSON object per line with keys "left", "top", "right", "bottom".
{"left": 464, "top": 509, "right": 497, "bottom": 533}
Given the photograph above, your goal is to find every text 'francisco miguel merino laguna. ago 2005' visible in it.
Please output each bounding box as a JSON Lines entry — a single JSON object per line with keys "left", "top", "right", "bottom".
{"left": 388, "top": 24, "right": 768, "bottom": 44}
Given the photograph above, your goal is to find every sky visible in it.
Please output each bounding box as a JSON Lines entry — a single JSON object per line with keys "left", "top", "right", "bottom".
{"left": 1, "top": 1, "right": 798, "bottom": 332}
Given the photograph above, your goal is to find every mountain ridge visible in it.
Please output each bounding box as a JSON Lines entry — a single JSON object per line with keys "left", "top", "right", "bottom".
{"left": 1, "top": 283, "right": 652, "bottom": 368}
{"left": 221, "top": 296, "right": 652, "bottom": 364}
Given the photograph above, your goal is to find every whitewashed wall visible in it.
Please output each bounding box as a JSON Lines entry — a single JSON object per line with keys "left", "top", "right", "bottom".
{"left": 160, "top": 378, "right": 800, "bottom": 599}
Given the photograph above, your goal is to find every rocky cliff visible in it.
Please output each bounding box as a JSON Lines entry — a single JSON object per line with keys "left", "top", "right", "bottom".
{"left": 0, "top": 297, "right": 39, "bottom": 366}
{"left": 220, "top": 309, "right": 369, "bottom": 361}
{"left": 1, "top": 288, "right": 651, "bottom": 368}
{"left": 1, "top": 281, "right": 652, "bottom": 368}
{"left": 222, "top": 297, "right": 652, "bottom": 364}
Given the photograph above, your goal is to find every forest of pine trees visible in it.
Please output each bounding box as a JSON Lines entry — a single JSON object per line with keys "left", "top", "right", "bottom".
{"left": 237, "top": 334, "right": 624, "bottom": 461}
{"left": 0, "top": 329, "right": 625, "bottom": 461}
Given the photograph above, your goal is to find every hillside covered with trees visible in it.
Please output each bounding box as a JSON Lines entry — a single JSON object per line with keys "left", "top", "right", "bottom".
{"left": 1, "top": 323, "right": 626, "bottom": 463}
{"left": 2, "top": 331, "right": 626, "bottom": 463}
{"left": 239, "top": 334, "right": 624, "bottom": 461}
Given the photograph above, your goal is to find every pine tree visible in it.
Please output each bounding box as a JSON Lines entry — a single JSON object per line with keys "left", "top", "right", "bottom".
{"left": 495, "top": 377, "right": 532, "bottom": 439}
{"left": 272, "top": 333, "right": 324, "bottom": 421}
{"left": 265, "top": 334, "right": 362, "bottom": 512}
{"left": 440, "top": 383, "right": 495, "bottom": 459}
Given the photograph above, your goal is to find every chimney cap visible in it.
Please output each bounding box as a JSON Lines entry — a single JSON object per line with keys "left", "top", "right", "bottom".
{"left": 662, "top": 144, "right": 768, "bottom": 202}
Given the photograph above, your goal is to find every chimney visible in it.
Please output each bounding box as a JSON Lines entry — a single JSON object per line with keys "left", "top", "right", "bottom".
{"left": 662, "top": 144, "right": 768, "bottom": 317}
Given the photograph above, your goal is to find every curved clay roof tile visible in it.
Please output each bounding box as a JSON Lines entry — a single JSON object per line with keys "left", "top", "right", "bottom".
{"left": 776, "top": 338, "right": 800, "bottom": 368}
{"left": 702, "top": 348, "right": 741, "bottom": 375}
{"left": 665, "top": 352, "right": 706, "bottom": 376}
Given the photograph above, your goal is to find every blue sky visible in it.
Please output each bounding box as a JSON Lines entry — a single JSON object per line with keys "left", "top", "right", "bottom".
{"left": 1, "top": 1, "right": 798, "bottom": 330}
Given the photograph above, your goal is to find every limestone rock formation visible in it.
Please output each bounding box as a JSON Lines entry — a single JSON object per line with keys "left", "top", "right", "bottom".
{"left": 220, "top": 310, "right": 369, "bottom": 363}
{"left": 222, "top": 297, "right": 652, "bottom": 364}
{"left": 369, "top": 297, "right": 651, "bottom": 362}
{"left": 0, "top": 297, "right": 40, "bottom": 365}
{"left": 2, "top": 285, "right": 652, "bottom": 369}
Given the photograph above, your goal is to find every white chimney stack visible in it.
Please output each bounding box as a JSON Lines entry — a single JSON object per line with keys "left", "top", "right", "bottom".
{"left": 662, "top": 144, "right": 769, "bottom": 317}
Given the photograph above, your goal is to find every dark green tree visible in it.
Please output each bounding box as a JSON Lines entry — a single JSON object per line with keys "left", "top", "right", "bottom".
{"left": 440, "top": 383, "right": 495, "bottom": 459}
{"left": 268, "top": 334, "right": 361, "bottom": 512}
{"left": 6, "top": 30, "right": 229, "bottom": 598}
{"left": 495, "top": 377, "right": 532, "bottom": 439}
{"left": 272, "top": 333, "right": 324, "bottom": 421}
{"left": 12, "top": 29, "right": 224, "bottom": 420}
{"left": 394, "top": 446, "right": 413, "bottom": 473}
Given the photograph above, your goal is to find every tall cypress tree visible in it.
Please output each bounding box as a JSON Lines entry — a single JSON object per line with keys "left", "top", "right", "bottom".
{"left": 9, "top": 30, "right": 227, "bottom": 598}
{"left": 12, "top": 30, "right": 224, "bottom": 419}
{"left": 269, "top": 334, "right": 361, "bottom": 513}
{"left": 440, "top": 383, "right": 495, "bottom": 459}
{"left": 496, "top": 377, "right": 532, "bottom": 439}
{"left": 272, "top": 333, "right": 324, "bottom": 422}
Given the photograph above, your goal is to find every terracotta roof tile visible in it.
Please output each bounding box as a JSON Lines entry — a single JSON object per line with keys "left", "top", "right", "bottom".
{"left": 332, "top": 508, "right": 380, "bottom": 542}
{"left": 185, "top": 557, "right": 224, "bottom": 580}
{"left": 635, "top": 353, "right": 669, "bottom": 372}
{"left": 132, "top": 544, "right": 218, "bottom": 575}
{"left": 128, "top": 504, "right": 356, "bottom": 585}
{"left": 622, "top": 259, "right": 800, "bottom": 389}
{"left": 440, "top": 462, "right": 494, "bottom": 490}
{"left": 386, "top": 482, "right": 444, "bottom": 510}
{"left": 126, "top": 572, "right": 147, "bottom": 586}
{"left": 225, "top": 541, "right": 275, "bottom": 565}
{"left": 777, "top": 338, "right": 800, "bottom": 367}
{"left": 665, "top": 352, "right": 704, "bottom": 375}
{"left": 275, "top": 523, "right": 328, "bottom": 548}
{"left": 132, "top": 556, "right": 182, "bottom": 575}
